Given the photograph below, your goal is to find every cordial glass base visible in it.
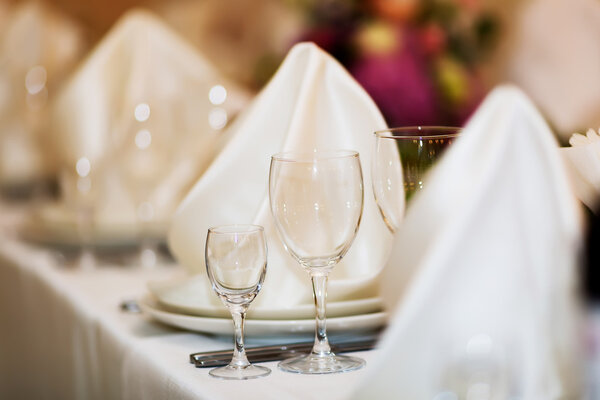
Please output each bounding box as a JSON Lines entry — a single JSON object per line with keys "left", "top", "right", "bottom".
{"left": 278, "top": 353, "right": 365, "bottom": 374}
{"left": 209, "top": 364, "right": 271, "bottom": 380}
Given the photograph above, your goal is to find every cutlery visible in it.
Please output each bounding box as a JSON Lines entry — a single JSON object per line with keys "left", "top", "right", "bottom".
{"left": 190, "top": 337, "right": 379, "bottom": 367}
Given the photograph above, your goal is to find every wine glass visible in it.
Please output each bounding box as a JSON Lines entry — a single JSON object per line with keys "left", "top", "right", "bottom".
{"left": 58, "top": 154, "right": 105, "bottom": 269}
{"left": 269, "top": 150, "right": 365, "bottom": 374}
{"left": 115, "top": 102, "right": 178, "bottom": 268}
{"left": 205, "top": 224, "right": 270, "bottom": 380}
{"left": 372, "top": 126, "right": 460, "bottom": 232}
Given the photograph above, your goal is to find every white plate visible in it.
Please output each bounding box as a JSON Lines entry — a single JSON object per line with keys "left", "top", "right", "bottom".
{"left": 148, "top": 277, "right": 384, "bottom": 320}
{"left": 140, "top": 297, "right": 387, "bottom": 337}
{"left": 20, "top": 203, "right": 167, "bottom": 250}
{"left": 156, "top": 296, "right": 384, "bottom": 320}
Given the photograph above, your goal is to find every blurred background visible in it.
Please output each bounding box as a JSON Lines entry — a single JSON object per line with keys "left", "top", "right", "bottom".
{"left": 3, "top": 0, "right": 600, "bottom": 137}
{"left": 2, "top": 0, "right": 600, "bottom": 290}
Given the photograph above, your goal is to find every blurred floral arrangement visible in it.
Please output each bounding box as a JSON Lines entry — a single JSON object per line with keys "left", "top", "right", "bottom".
{"left": 266, "top": 0, "right": 500, "bottom": 127}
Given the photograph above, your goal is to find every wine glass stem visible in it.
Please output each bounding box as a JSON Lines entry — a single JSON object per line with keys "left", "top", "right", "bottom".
{"left": 230, "top": 307, "right": 251, "bottom": 367}
{"left": 311, "top": 272, "right": 332, "bottom": 356}
{"left": 77, "top": 205, "right": 95, "bottom": 269}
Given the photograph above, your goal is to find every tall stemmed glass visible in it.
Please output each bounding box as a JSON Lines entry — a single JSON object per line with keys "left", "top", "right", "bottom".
{"left": 59, "top": 157, "right": 100, "bottom": 269}
{"left": 205, "top": 224, "right": 270, "bottom": 380}
{"left": 116, "top": 102, "right": 176, "bottom": 267}
{"left": 269, "top": 150, "right": 365, "bottom": 374}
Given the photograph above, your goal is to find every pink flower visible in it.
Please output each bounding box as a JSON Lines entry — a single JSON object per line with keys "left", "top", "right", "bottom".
{"left": 350, "top": 29, "right": 439, "bottom": 126}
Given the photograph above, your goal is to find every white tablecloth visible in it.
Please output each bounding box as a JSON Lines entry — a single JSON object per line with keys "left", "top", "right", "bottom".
{"left": 0, "top": 212, "right": 377, "bottom": 400}
{"left": 1, "top": 204, "right": 599, "bottom": 399}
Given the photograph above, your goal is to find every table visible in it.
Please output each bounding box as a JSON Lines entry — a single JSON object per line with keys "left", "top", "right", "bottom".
{"left": 1, "top": 205, "right": 599, "bottom": 399}
{"left": 0, "top": 211, "right": 378, "bottom": 400}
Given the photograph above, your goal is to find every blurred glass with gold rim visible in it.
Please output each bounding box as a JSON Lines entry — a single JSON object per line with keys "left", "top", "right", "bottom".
{"left": 372, "top": 126, "right": 460, "bottom": 233}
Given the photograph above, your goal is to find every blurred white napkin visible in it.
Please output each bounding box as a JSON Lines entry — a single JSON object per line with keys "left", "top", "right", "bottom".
{"left": 51, "top": 9, "right": 250, "bottom": 227}
{"left": 167, "top": 42, "right": 393, "bottom": 310}
{"left": 353, "top": 86, "right": 584, "bottom": 399}
{"left": 0, "top": 1, "right": 85, "bottom": 185}
{"left": 560, "top": 129, "right": 600, "bottom": 211}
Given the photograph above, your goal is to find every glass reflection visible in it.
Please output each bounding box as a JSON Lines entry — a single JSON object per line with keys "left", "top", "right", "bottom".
{"left": 75, "top": 156, "right": 91, "bottom": 177}
{"left": 134, "top": 129, "right": 152, "bottom": 149}
{"left": 208, "top": 84, "right": 227, "bottom": 105}
{"left": 24, "top": 65, "right": 47, "bottom": 95}
{"left": 134, "top": 103, "right": 150, "bottom": 122}
{"left": 209, "top": 107, "right": 228, "bottom": 130}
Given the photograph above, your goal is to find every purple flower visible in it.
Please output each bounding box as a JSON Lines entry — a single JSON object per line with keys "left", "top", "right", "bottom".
{"left": 350, "top": 30, "right": 439, "bottom": 126}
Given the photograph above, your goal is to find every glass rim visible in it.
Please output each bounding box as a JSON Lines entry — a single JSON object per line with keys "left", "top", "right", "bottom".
{"left": 207, "top": 224, "right": 264, "bottom": 235}
{"left": 374, "top": 126, "right": 461, "bottom": 140}
{"left": 271, "top": 149, "right": 359, "bottom": 162}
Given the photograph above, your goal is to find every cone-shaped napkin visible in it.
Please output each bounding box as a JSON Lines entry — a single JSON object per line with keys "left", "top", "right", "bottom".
{"left": 49, "top": 9, "right": 250, "bottom": 228}
{"left": 560, "top": 129, "right": 600, "bottom": 211}
{"left": 0, "top": 1, "right": 85, "bottom": 185}
{"left": 165, "top": 42, "right": 393, "bottom": 312}
{"left": 353, "top": 86, "right": 584, "bottom": 399}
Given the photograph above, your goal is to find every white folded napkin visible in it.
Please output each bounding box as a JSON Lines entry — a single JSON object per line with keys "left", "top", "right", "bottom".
{"left": 0, "top": 1, "right": 85, "bottom": 185}
{"left": 560, "top": 129, "right": 600, "bottom": 211}
{"left": 353, "top": 86, "right": 584, "bottom": 398}
{"left": 167, "top": 42, "right": 393, "bottom": 310}
{"left": 51, "top": 9, "right": 250, "bottom": 226}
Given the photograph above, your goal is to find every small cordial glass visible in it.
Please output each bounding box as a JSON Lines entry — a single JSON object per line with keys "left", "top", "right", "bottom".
{"left": 205, "top": 224, "right": 270, "bottom": 380}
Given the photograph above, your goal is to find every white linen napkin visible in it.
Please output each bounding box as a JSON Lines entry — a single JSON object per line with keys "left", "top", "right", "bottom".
{"left": 353, "top": 85, "right": 584, "bottom": 399}
{"left": 0, "top": 1, "right": 85, "bottom": 185}
{"left": 560, "top": 129, "right": 600, "bottom": 212}
{"left": 167, "top": 42, "right": 393, "bottom": 310}
{"left": 50, "top": 9, "right": 250, "bottom": 227}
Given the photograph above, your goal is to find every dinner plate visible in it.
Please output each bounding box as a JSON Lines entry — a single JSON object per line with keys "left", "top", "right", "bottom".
{"left": 20, "top": 202, "right": 167, "bottom": 251}
{"left": 148, "top": 277, "right": 384, "bottom": 320}
{"left": 140, "top": 296, "right": 387, "bottom": 337}
{"left": 157, "top": 296, "right": 383, "bottom": 320}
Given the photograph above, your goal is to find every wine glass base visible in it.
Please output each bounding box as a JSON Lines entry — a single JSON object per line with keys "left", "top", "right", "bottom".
{"left": 66, "top": 248, "right": 96, "bottom": 270}
{"left": 209, "top": 364, "right": 271, "bottom": 380}
{"left": 278, "top": 353, "right": 365, "bottom": 374}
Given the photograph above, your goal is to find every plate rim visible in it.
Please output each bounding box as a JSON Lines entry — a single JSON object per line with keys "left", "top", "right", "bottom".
{"left": 152, "top": 293, "right": 384, "bottom": 320}
{"left": 140, "top": 296, "right": 388, "bottom": 336}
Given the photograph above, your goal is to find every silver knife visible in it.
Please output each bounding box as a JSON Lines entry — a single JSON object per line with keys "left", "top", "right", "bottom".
{"left": 190, "top": 337, "right": 379, "bottom": 367}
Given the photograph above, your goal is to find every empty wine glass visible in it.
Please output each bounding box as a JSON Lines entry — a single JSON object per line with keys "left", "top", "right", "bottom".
{"left": 372, "top": 126, "right": 460, "bottom": 232}
{"left": 115, "top": 101, "right": 177, "bottom": 268}
{"left": 58, "top": 155, "right": 104, "bottom": 269}
{"left": 269, "top": 150, "right": 365, "bottom": 374}
{"left": 205, "top": 224, "right": 270, "bottom": 380}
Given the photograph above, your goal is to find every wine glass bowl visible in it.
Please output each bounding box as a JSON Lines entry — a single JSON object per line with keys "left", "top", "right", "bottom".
{"left": 270, "top": 150, "right": 363, "bottom": 270}
{"left": 205, "top": 224, "right": 270, "bottom": 380}
{"left": 372, "top": 126, "right": 460, "bottom": 232}
{"left": 269, "top": 150, "right": 365, "bottom": 374}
